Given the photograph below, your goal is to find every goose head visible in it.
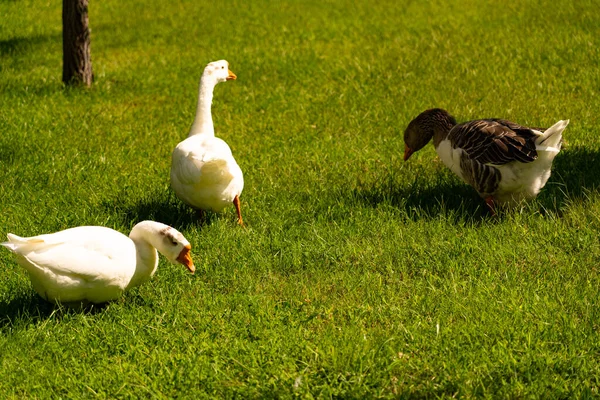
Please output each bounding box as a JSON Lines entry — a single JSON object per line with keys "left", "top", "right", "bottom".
{"left": 202, "top": 60, "right": 237, "bottom": 84}
{"left": 403, "top": 108, "right": 456, "bottom": 161}
{"left": 157, "top": 225, "right": 195, "bottom": 273}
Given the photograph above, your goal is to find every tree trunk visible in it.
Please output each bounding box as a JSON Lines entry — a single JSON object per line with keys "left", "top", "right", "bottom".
{"left": 62, "top": 0, "right": 92, "bottom": 86}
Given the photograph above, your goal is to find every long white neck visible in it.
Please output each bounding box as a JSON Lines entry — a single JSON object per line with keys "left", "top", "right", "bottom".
{"left": 127, "top": 221, "right": 170, "bottom": 289}
{"left": 189, "top": 76, "right": 216, "bottom": 137}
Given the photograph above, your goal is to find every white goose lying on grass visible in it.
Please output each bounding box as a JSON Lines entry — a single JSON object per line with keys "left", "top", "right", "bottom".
{"left": 170, "top": 60, "right": 245, "bottom": 225}
{"left": 1, "top": 221, "right": 195, "bottom": 304}
{"left": 403, "top": 108, "right": 569, "bottom": 215}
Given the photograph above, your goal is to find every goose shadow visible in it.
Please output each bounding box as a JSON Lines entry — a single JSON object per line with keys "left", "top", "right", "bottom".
{"left": 0, "top": 293, "right": 107, "bottom": 329}
{"left": 0, "top": 294, "right": 55, "bottom": 328}
{"left": 102, "top": 190, "right": 217, "bottom": 230}
{"left": 348, "top": 146, "right": 600, "bottom": 220}
{"left": 537, "top": 146, "right": 600, "bottom": 211}
{"left": 348, "top": 170, "right": 491, "bottom": 223}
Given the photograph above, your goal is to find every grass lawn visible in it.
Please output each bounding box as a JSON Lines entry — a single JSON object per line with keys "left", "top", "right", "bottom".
{"left": 1, "top": 0, "right": 600, "bottom": 397}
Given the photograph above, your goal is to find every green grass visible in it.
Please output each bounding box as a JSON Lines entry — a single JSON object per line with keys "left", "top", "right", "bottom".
{"left": 1, "top": 0, "right": 600, "bottom": 397}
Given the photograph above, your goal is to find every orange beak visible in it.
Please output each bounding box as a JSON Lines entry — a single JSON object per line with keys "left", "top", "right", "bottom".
{"left": 403, "top": 145, "right": 414, "bottom": 161}
{"left": 176, "top": 245, "right": 195, "bottom": 273}
{"left": 226, "top": 69, "right": 237, "bottom": 81}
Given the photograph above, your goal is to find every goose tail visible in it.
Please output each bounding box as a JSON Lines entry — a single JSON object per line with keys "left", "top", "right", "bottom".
{"left": 1, "top": 234, "right": 23, "bottom": 251}
{"left": 536, "top": 119, "right": 569, "bottom": 151}
{"left": 0, "top": 241, "right": 15, "bottom": 251}
{"left": 2, "top": 233, "right": 44, "bottom": 252}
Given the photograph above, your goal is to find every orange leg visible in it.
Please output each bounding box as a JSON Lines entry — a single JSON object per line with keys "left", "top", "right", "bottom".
{"left": 233, "top": 195, "right": 244, "bottom": 226}
{"left": 485, "top": 196, "right": 497, "bottom": 217}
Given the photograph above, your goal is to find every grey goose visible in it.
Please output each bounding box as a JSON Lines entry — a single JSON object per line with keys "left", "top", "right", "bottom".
{"left": 403, "top": 108, "right": 569, "bottom": 215}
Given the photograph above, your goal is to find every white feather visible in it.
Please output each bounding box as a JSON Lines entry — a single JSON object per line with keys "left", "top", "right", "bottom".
{"left": 1, "top": 221, "right": 193, "bottom": 304}
{"left": 170, "top": 60, "right": 244, "bottom": 215}
{"left": 171, "top": 135, "right": 244, "bottom": 212}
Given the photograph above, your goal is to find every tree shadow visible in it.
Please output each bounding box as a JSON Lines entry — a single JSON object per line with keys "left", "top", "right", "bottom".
{"left": 0, "top": 141, "right": 19, "bottom": 168}
{"left": 1, "top": 33, "right": 68, "bottom": 96}
{"left": 0, "top": 34, "right": 60, "bottom": 59}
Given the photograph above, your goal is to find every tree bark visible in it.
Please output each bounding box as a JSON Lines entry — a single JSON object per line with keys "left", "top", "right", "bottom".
{"left": 62, "top": 0, "right": 93, "bottom": 86}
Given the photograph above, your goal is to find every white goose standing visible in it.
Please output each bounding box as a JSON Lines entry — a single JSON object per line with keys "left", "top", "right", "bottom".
{"left": 170, "top": 60, "right": 244, "bottom": 225}
{"left": 1, "top": 221, "right": 195, "bottom": 304}
{"left": 403, "top": 108, "right": 569, "bottom": 215}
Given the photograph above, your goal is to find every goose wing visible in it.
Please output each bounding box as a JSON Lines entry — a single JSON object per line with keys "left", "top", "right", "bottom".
{"left": 171, "top": 136, "right": 236, "bottom": 185}
{"left": 449, "top": 119, "right": 539, "bottom": 165}
{"left": 4, "top": 227, "right": 134, "bottom": 284}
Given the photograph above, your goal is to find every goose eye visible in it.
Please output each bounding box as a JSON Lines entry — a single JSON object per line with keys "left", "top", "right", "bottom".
{"left": 171, "top": 240, "right": 178, "bottom": 246}
{"left": 221, "top": 66, "right": 224, "bottom": 69}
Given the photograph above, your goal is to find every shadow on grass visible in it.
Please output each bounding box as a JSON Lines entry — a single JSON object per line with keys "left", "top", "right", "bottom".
{"left": 0, "top": 294, "right": 54, "bottom": 328}
{"left": 349, "top": 146, "right": 600, "bottom": 221}
{"left": 538, "top": 146, "right": 600, "bottom": 211}
{"left": 0, "top": 293, "right": 108, "bottom": 329}
{"left": 350, "top": 173, "right": 491, "bottom": 223}
{"left": 103, "top": 190, "right": 217, "bottom": 230}
{"left": 344, "top": 158, "right": 490, "bottom": 222}
{"left": 0, "top": 142, "right": 18, "bottom": 168}
{"left": 0, "top": 34, "right": 60, "bottom": 58}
